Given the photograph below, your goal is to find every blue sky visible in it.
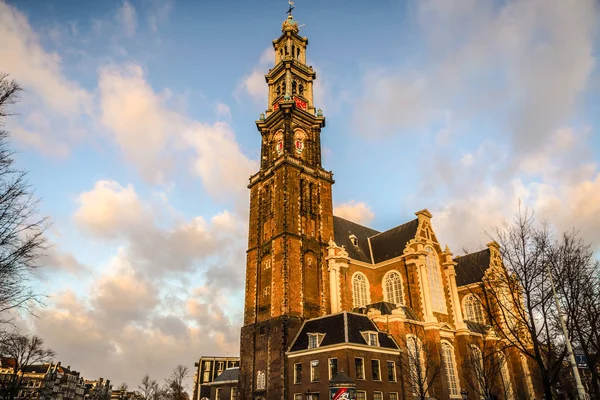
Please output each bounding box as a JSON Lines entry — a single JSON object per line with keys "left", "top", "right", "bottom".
{"left": 1, "top": 0, "right": 599, "bottom": 389}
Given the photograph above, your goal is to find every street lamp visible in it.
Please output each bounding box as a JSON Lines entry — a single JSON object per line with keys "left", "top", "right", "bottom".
{"left": 460, "top": 388, "right": 468, "bottom": 400}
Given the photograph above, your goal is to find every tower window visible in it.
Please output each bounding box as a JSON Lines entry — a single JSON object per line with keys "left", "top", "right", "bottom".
{"left": 292, "top": 80, "right": 297, "bottom": 95}
{"left": 299, "top": 84, "right": 304, "bottom": 96}
{"left": 297, "top": 48, "right": 301, "bottom": 59}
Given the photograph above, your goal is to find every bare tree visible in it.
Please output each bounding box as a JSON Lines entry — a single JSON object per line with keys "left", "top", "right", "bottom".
{"left": 479, "top": 207, "right": 566, "bottom": 399}
{"left": 165, "top": 365, "right": 189, "bottom": 400}
{"left": 400, "top": 324, "right": 441, "bottom": 400}
{"left": 0, "top": 74, "right": 48, "bottom": 322}
{"left": 551, "top": 231, "right": 600, "bottom": 399}
{"left": 0, "top": 332, "right": 55, "bottom": 400}
{"left": 139, "top": 374, "right": 160, "bottom": 400}
{"left": 463, "top": 328, "right": 515, "bottom": 400}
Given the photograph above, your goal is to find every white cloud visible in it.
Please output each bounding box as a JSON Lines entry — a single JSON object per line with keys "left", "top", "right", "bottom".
{"left": 0, "top": 2, "right": 92, "bottom": 157}
{"left": 235, "top": 48, "right": 274, "bottom": 104}
{"left": 334, "top": 201, "right": 375, "bottom": 225}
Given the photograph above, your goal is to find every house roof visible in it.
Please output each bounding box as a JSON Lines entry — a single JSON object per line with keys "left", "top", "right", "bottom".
{"left": 332, "top": 216, "right": 420, "bottom": 264}
{"left": 211, "top": 368, "right": 239, "bottom": 385}
{"left": 454, "top": 248, "right": 491, "bottom": 286}
{"left": 289, "top": 311, "right": 399, "bottom": 352}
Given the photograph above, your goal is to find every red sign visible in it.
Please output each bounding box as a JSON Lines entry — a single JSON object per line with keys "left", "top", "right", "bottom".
{"left": 294, "top": 97, "right": 307, "bottom": 110}
{"left": 273, "top": 103, "right": 279, "bottom": 111}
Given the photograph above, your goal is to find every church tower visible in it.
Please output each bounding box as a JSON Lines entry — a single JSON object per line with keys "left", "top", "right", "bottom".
{"left": 239, "top": 11, "right": 334, "bottom": 400}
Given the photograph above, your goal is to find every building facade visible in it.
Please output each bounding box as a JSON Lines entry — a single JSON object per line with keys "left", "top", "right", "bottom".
{"left": 239, "top": 10, "right": 542, "bottom": 400}
{"left": 193, "top": 357, "right": 240, "bottom": 400}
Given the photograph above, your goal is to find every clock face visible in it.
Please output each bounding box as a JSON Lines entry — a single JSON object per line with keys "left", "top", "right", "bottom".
{"left": 295, "top": 138, "right": 304, "bottom": 154}
{"left": 276, "top": 140, "right": 284, "bottom": 155}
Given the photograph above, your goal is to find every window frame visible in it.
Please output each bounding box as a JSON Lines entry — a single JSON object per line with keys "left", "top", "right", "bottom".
{"left": 373, "top": 392, "right": 383, "bottom": 400}
{"left": 426, "top": 246, "right": 447, "bottom": 313}
{"left": 463, "top": 294, "right": 485, "bottom": 324}
{"left": 383, "top": 270, "right": 405, "bottom": 306}
{"left": 387, "top": 360, "right": 397, "bottom": 382}
{"left": 307, "top": 333, "right": 325, "bottom": 349}
{"left": 371, "top": 359, "right": 381, "bottom": 381}
{"left": 389, "top": 393, "right": 399, "bottom": 400}
{"left": 356, "top": 391, "right": 367, "bottom": 400}
{"left": 328, "top": 358, "right": 338, "bottom": 380}
{"left": 294, "top": 362, "right": 302, "bottom": 384}
{"left": 352, "top": 272, "right": 371, "bottom": 308}
{"left": 441, "top": 340, "right": 461, "bottom": 398}
{"left": 215, "top": 388, "right": 221, "bottom": 400}
{"left": 354, "top": 357, "right": 365, "bottom": 380}
{"left": 310, "top": 360, "right": 320, "bottom": 382}
{"left": 230, "top": 387, "right": 238, "bottom": 400}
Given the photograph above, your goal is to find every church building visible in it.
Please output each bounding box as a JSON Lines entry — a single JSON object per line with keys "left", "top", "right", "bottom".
{"left": 239, "top": 10, "right": 541, "bottom": 400}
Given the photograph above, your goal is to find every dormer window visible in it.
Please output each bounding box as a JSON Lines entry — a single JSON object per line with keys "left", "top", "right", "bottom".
{"left": 307, "top": 333, "right": 325, "bottom": 349}
{"left": 349, "top": 234, "right": 358, "bottom": 246}
{"left": 361, "top": 331, "right": 379, "bottom": 346}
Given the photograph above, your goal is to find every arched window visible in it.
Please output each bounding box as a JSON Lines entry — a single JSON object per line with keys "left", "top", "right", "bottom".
{"left": 498, "top": 352, "right": 514, "bottom": 399}
{"left": 441, "top": 341, "right": 460, "bottom": 397}
{"left": 299, "top": 83, "right": 304, "bottom": 96}
{"left": 352, "top": 273, "right": 370, "bottom": 308}
{"left": 383, "top": 271, "right": 404, "bottom": 306}
{"left": 469, "top": 345, "right": 484, "bottom": 394}
{"left": 463, "top": 294, "right": 484, "bottom": 324}
{"left": 406, "top": 335, "right": 426, "bottom": 395}
{"left": 292, "top": 80, "right": 297, "bottom": 95}
{"left": 426, "top": 247, "right": 446, "bottom": 313}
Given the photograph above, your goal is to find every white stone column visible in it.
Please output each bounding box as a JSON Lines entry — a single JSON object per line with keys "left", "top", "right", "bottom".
{"left": 326, "top": 240, "right": 348, "bottom": 314}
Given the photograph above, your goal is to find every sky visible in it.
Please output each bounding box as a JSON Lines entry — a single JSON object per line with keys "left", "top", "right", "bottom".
{"left": 1, "top": 0, "right": 599, "bottom": 390}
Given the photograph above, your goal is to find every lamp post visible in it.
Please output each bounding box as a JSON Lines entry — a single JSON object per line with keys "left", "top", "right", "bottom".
{"left": 460, "top": 388, "right": 468, "bottom": 400}
{"left": 546, "top": 263, "right": 587, "bottom": 400}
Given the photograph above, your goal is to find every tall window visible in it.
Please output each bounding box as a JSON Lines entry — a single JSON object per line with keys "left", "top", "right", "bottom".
{"left": 390, "top": 394, "right": 399, "bottom": 400}
{"left": 356, "top": 393, "right": 366, "bottom": 400}
{"left": 310, "top": 361, "right": 319, "bottom": 382}
{"left": 407, "top": 335, "right": 426, "bottom": 394}
{"left": 384, "top": 271, "right": 404, "bottom": 305}
{"left": 352, "top": 273, "right": 370, "bottom": 308}
{"left": 256, "top": 371, "right": 266, "bottom": 390}
{"left": 470, "top": 346, "right": 484, "bottom": 394}
{"left": 294, "top": 363, "right": 302, "bottom": 384}
{"left": 373, "top": 393, "right": 383, "bottom": 400}
{"left": 498, "top": 353, "right": 514, "bottom": 399}
{"left": 202, "top": 362, "right": 211, "bottom": 382}
{"left": 231, "top": 387, "right": 238, "bottom": 400}
{"left": 371, "top": 359, "right": 381, "bottom": 381}
{"left": 328, "top": 359, "right": 338, "bottom": 379}
{"left": 215, "top": 388, "right": 221, "bottom": 400}
{"left": 464, "top": 294, "right": 485, "bottom": 324}
{"left": 355, "top": 358, "right": 365, "bottom": 380}
{"left": 387, "top": 361, "right": 397, "bottom": 382}
{"left": 426, "top": 247, "right": 446, "bottom": 313}
{"left": 441, "top": 342, "right": 460, "bottom": 397}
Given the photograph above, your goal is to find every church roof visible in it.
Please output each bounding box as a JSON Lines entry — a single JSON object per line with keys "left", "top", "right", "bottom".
{"left": 333, "top": 216, "right": 380, "bottom": 263}
{"left": 370, "top": 219, "right": 419, "bottom": 263}
{"left": 332, "top": 216, "right": 419, "bottom": 264}
{"left": 288, "top": 311, "right": 399, "bottom": 352}
{"left": 454, "top": 248, "right": 491, "bottom": 286}
{"left": 210, "top": 368, "right": 240, "bottom": 385}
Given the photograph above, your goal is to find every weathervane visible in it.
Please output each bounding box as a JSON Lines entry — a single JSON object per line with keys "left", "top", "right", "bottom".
{"left": 287, "top": 0, "right": 295, "bottom": 16}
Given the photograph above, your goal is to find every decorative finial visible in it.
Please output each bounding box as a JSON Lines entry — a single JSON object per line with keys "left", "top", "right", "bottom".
{"left": 284, "top": 92, "right": 291, "bottom": 101}
{"left": 259, "top": 113, "right": 265, "bottom": 121}
{"left": 287, "top": 0, "right": 295, "bottom": 16}
{"left": 317, "top": 108, "right": 323, "bottom": 116}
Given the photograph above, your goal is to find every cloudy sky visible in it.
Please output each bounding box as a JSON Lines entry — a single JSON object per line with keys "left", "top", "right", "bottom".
{"left": 1, "top": 0, "right": 599, "bottom": 390}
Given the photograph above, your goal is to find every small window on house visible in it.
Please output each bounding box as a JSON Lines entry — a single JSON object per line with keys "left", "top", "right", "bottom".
{"left": 373, "top": 392, "right": 383, "bottom": 400}
{"left": 349, "top": 234, "right": 358, "bottom": 246}
{"left": 372, "top": 359, "right": 381, "bottom": 381}
{"left": 310, "top": 360, "right": 319, "bottom": 382}
{"left": 328, "top": 358, "right": 338, "bottom": 379}
{"left": 294, "top": 363, "right": 302, "bottom": 384}
{"left": 294, "top": 395, "right": 302, "bottom": 400}
{"left": 355, "top": 358, "right": 365, "bottom": 380}
{"left": 217, "top": 362, "right": 224, "bottom": 374}
{"left": 390, "top": 393, "right": 399, "bottom": 400}
{"left": 231, "top": 387, "right": 238, "bottom": 400}
{"left": 387, "top": 361, "right": 397, "bottom": 382}
{"left": 356, "top": 391, "right": 366, "bottom": 400}
{"left": 215, "top": 388, "right": 221, "bottom": 400}
{"left": 361, "top": 331, "right": 379, "bottom": 346}
{"left": 307, "top": 333, "right": 324, "bottom": 349}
